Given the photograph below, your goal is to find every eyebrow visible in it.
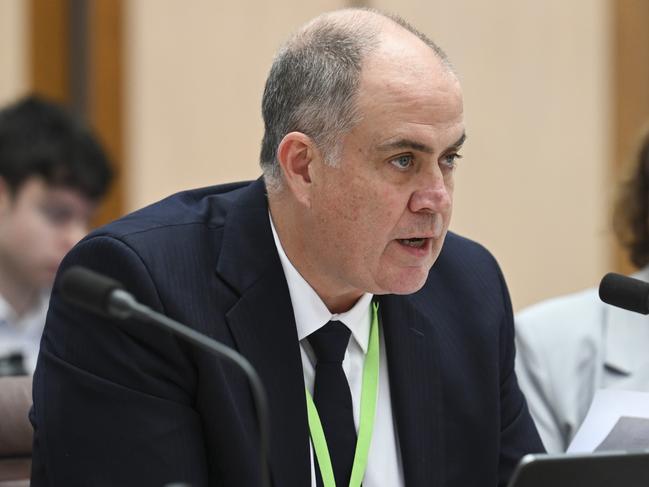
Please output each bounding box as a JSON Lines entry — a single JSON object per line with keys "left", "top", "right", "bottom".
{"left": 375, "top": 132, "right": 467, "bottom": 154}
{"left": 450, "top": 132, "right": 467, "bottom": 150}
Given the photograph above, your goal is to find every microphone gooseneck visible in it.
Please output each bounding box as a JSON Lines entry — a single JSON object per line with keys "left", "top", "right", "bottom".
{"left": 59, "top": 265, "right": 271, "bottom": 487}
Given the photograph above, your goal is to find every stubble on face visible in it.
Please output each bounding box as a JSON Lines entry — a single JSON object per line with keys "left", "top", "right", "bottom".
{"left": 303, "top": 44, "right": 464, "bottom": 308}
{"left": 271, "top": 17, "right": 465, "bottom": 313}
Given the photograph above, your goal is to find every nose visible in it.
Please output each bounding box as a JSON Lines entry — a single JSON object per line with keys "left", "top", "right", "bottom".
{"left": 408, "top": 169, "right": 452, "bottom": 214}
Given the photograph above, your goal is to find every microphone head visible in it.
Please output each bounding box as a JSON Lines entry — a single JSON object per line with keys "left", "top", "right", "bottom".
{"left": 599, "top": 272, "right": 649, "bottom": 314}
{"left": 59, "top": 266, "right": 125, "bottom": 316}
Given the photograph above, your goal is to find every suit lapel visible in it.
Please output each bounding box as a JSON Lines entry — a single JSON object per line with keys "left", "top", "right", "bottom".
{"left": 216, "top": 179, "right": 311, "bottom": 487}
{"left": 214, "top": 179, "right": 447, "bottom": 486}
{"left": 380, "top": 293, "right": 445, "bottom": 487}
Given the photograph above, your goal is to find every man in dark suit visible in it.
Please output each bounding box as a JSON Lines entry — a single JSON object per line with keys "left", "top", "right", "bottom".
{"left": 31, "top": 8, "right": 543, "bottom": 487}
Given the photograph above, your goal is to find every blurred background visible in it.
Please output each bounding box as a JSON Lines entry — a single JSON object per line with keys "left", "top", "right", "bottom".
{"left": 0, "top": 0, "right": 647, "bottom": 311}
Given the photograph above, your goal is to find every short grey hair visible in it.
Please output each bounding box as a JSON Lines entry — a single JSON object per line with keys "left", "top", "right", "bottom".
{"left": 259, "top": 8, "right": 449, "bottom": 191}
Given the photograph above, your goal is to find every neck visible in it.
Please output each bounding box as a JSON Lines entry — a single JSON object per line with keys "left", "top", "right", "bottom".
{"left": 317, "top": 290, "right": 364, "bottom": 314}
{"left": 0, "top": 263, "right": 41, "bottom": 317}
{"left": 269, "top": 195, "right": 363, "bottom": 314}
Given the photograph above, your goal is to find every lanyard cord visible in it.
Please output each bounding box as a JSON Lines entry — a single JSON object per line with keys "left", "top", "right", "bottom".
{"left": 305, "top": 302, "right": 380, "bottom": 487}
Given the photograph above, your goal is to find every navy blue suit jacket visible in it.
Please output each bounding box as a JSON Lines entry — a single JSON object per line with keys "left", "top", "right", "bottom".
{"left": 31, "top": 178, "right": 543, "bottom": 486}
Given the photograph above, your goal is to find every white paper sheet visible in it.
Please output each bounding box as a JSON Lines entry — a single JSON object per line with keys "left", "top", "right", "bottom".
{"left": 568, "top": 389, "right": 649, "bottom": 453}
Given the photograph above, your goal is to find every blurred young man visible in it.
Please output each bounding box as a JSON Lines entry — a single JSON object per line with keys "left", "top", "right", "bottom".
{"left": 0, "top": 96, "right": 113, "bottom": 374}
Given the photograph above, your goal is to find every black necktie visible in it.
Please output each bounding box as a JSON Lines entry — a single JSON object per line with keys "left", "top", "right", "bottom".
{"left": 308, "top": 320, "right": 357, "bottom": 487}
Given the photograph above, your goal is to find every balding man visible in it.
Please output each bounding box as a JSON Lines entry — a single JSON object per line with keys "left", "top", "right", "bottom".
{"left": 31, "top": 8, "right": 543, "bottom": 487}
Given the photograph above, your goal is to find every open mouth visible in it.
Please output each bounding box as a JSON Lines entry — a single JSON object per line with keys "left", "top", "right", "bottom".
{"left": 398, "top": 238, "right": 428, "bottom": 248}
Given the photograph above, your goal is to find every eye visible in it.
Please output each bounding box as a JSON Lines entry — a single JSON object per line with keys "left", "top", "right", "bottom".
{"left": 389, "top": 154, "right": 414, "bottom": 170}
{"left": 38, "top": 204, "right": 75, "bottom": 226}
{"left": 441, "top": 153, "right": 462, "bottom": 169}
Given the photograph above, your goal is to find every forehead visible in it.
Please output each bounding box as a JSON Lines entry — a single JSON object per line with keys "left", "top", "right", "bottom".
{"left": 351, "top": 36, "right": 464, "bottom": 150}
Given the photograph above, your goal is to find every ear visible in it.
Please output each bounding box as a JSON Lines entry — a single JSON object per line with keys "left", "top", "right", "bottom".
{"left": 276, "top": 131, "right": 320, "bottom": 207}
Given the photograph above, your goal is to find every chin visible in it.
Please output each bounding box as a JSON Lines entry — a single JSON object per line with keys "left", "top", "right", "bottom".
{"left": 388, "top": 282, "right": 427, "bottom": 296}
{"left": 377, "top": 269, "right": 430, "bottom": 296}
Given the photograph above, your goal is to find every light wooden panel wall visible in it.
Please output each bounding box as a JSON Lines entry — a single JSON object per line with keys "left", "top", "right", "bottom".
{"left": 16, "top": 1, "right": 645, "bottom": 310}
{"left": 372, "top": 0, "right": 612, "bottom": 310}
{"left": 28, "top": 0, "right": 125, "bottom": 226}
{"left": 87, "top": 0, "right": 125, "bottom": 225}
{"left": 0, "top": 0, "right": 27, "bottom": 106}
{"left": 123, "top": 0, "right": 349, "bottom": 211}
{"left": 29, "top": 0, "right": 70, "bottom": 104}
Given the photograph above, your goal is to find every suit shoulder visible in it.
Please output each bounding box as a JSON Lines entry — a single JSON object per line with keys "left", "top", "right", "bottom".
{"left": 443, "top": 231, "right": 498, "bottom": 259}
{"left": 88, "top": 180, "right": 255, "bottom": 241}
{"left": 436, "top": 231, "right": 501, "bottom": 275}
{"left": 419, "top": 231, "right": 509, "bottom": 317}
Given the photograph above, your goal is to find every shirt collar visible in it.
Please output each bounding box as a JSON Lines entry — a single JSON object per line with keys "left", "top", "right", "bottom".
{"left": 0, "top": 293, "right": 15, "bottom": 325}
{"left": 269, "top": 212, "right": 373, "bottom": 353}
{"left": 0, "top": 290, "right": 49, "bottom": 330}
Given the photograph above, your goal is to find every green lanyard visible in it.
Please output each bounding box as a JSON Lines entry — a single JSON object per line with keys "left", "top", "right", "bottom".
{"left": 305, "top": 302, "right": 380, "bottom": 487}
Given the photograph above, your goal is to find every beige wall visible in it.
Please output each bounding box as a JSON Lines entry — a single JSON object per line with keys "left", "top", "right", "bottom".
{"left": 0, "top": 0, "right": 27, "bottom": 105}
{"left": 373, "top": 0, "right": 612, "bottom": 310}
{"left": 124, "top": 1, "right": 612, "bottom": 311}
{"left": 124, "top": 0, "right": 347, "bottom": 211}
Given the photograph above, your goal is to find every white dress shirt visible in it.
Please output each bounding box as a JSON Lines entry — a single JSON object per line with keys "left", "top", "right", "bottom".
{"left": 0, "top": 291, "right": 49, "bottom": 374}
{"left": 270, "top": 215, "right": 404, "bottom": 487}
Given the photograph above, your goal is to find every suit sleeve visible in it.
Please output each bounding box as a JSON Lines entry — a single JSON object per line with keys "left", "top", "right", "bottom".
{"left": 494, "top": 266, "right": 545, "bottom": 487}
{"left": 30, "top": 235, "right": 209, "bottom": 487}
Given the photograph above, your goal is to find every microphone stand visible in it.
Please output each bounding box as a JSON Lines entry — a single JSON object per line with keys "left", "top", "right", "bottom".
{"left": 61, "top": 266, "right": 271, "bottom": 487}
{"left": 109, "top": 290, "right": 272, "bottom": 487}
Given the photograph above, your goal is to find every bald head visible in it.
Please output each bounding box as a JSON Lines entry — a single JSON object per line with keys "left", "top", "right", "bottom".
{"left": 259, "top": 8, "right": 453, "bottom": 191}
{"left": 309, "top": 9, "right": 451, "bottom": 66}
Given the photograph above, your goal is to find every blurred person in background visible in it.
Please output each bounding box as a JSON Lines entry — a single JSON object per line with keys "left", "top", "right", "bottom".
{"left": 516, "top": 124, "right": 649, "bottom": 452}
{"left": 0, "top": 96, "right": 113, "bottom": 375}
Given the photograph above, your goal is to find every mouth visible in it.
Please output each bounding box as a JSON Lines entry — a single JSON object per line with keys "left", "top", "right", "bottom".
{"left": 397, "top": 237, "right": 429, "bottom": 249}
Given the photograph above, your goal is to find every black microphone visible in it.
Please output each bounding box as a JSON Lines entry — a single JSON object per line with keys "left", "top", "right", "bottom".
{"left": 599, "top": 272, "right": 649, "bottom": 314}
{"left": 0, "top": 352, "right": 27, "bottom": 377}
{"left": 59, "top": 266, "right": 271, "bottom": 487}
